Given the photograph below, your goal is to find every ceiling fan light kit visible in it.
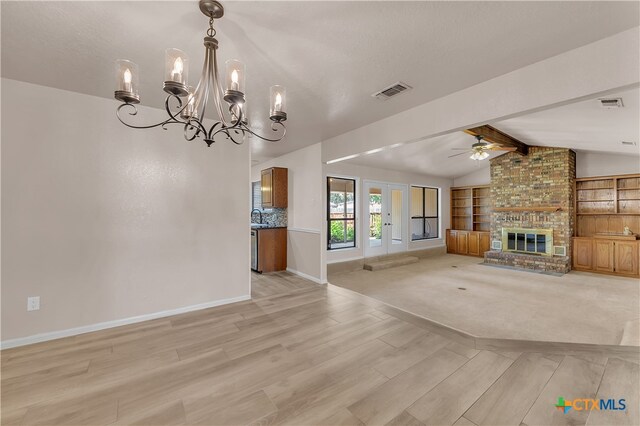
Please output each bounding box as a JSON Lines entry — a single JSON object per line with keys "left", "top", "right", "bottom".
{"left": 114, "top": 0, "right": 287, "bottom": 147}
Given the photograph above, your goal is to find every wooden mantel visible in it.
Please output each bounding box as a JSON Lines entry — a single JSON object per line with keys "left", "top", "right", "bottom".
{"left": 493, "top": 207, "right": 562, "bottom": 212}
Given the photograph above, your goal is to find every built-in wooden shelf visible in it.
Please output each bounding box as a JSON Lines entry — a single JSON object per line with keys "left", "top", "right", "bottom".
{"left": 575, "top": 173, "right": 640, "bottom": 240}
{"left": 450, "top": 185, "right": 490, "bottom": 232}
{"left": 493, "top": 206, "right": 562, "bottom": 212}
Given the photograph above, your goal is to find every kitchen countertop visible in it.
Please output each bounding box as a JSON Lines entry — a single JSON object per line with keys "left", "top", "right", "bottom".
{"left": 251, "top": 225, "right": 288, "bottom": 230}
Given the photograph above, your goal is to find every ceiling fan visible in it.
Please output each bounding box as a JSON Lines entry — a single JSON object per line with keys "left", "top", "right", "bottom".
{"left": 449, "top": 134, "right": 516, "bottom": 160}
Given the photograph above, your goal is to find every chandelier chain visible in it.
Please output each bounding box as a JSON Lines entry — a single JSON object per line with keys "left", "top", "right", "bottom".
{"left": 207, "top": 18, "right": 216, "bottom": 37}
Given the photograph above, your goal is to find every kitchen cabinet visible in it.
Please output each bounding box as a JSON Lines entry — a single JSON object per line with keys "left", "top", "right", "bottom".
{"left": 446, "top": 230, "right": 491, "bottom": 257}
{"left": 261, "top": 167, "right": 288, "bottom": 208}
{"left": 571, "top": 235, "right": 639, "bottom": 277}
{"left": 254, "top": 227, "right": 287, "bottom": 273}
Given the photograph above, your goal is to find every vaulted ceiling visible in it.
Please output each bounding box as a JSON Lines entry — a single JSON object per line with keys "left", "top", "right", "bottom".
{"left": 346, "top": 87, "right": 640, "bottom": 178}
{"left": 2, "top": 1, "right": 639, "bottom": 164}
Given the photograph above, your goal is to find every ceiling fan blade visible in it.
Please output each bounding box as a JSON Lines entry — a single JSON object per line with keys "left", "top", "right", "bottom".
{"left": 448, "top": 151, "right": 471, "bottom": 158}
{"left": 450, "top": 148, "right": 470, "bottom": 151}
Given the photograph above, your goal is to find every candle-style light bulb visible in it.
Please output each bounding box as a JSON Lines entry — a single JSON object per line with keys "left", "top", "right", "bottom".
{"left": 231, "top": 70, "right": 239, "bottom": 91}
{"left": 123, "top": 68, "right": 132, "bottom": 92}
{"left": 274, "top": 93, "right": 282, "bottom": 112}
{"left": 172, "top": 57, "right": 184, "bottom": 82}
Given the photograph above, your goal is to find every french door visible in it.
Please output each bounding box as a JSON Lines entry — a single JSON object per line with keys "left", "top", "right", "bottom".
{"left": 363, "top": 181, "right": 408, "bottom": 257}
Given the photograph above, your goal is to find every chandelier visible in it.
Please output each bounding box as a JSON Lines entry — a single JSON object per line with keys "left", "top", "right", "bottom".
{"left": 114, "top": 0, "right": 287, "bottom": 147}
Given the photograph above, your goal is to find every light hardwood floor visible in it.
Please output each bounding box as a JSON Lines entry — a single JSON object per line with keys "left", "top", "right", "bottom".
{"left": 1, "top": 271, "right": 638, "bottom": 425}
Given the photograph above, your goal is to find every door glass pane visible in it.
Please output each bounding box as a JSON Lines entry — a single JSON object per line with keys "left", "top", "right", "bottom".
{"left": 391, "top": 189, "right": 403, "bottom": 245}
{"left": 369, "top": 187, "right": 382, "bottom": 247}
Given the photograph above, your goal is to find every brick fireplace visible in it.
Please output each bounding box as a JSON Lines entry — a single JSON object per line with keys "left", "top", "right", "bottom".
{"left": 484, "top": 147, "right": 576, "bottom": 274}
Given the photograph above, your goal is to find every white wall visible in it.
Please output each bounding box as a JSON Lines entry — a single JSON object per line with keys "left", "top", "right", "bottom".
{"left": 251, "top": 143, "right": 324, "bottom": 282}
{"left": 324, "top": 162, "right": 453, "bottom": 264}
{"left": 453, "top": 166, "right": 491, "bottom": 187}
{"left": 576, "top": 151, "right": 640, "bottom": 178}
{"left": 1, "top": 79, "right": 251, "bottom": 345}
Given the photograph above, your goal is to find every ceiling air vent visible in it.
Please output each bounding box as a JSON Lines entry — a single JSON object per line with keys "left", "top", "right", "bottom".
{"left": 598, "top": 97, "right": 624, "bottom": 109}
{"left": 372, "top": 81, "right": 412, "bottom": 100}
{"left": 621, "top": 141, "right": 637, "bottom": 146}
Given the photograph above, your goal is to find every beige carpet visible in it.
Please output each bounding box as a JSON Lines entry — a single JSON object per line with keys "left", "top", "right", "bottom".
{"left": 329, "top": 254, "right": 640, "bottom": 346}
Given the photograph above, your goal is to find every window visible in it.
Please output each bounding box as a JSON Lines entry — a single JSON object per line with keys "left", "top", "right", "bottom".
{"left": 411, "top": 186, "right": 439, "bottom": 240}
{"left": 327, "top": 177, "right": 356, "bottom": 250}
{"left": 251, "top": 181, "right": 261, "bottom": 210}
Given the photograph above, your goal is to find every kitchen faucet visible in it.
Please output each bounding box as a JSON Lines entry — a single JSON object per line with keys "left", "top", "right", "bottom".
{"left": 251, "top": 208, "right": 263, "bottom": 224}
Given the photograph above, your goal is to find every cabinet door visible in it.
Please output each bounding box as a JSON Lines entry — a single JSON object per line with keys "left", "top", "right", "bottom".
{"left": 479, "top": 232, "right": 491, "bottom": 256}
{"left": 615, "top": 241, "right": 639, "bottom": 276}
{"left": 572, "top": 239, "right": 593, "bottom": 270}
{"left": 456, "top": 231, "right": 469, "bottom": 255}
{"left": 261, "top": 169, "right": 273, "bottom": 207}
{"left": 593, "top": 240, "right": 614, "bottom": 273}
{"left": 468, "top": 232, "right": 480, "bottom": 256}
{"left": 446, "top": 230, "right": 457, "bottom": 253}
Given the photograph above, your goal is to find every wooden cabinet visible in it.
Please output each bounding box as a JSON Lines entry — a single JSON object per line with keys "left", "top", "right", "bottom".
{"left": 593, "top": 240, "right": 615, "bottom": 273}
{"left": 446, "top": 229, "right": 490, "bottom": 257}
{"left": 256, "top": 228, "right": 287, "bottom": 273}
{"left": 261, "top": 167, "right": 288, "bottom": 208}
{"left": 572, "top": 238, "right": 593, "bottom": 271}
{"left": 572, "top": 236, "right": 639, "bottom": 277}
{"left": 479, "top": 232, "right": 491, "bottom": 255}
{"left": 446, "top": 230, "right": 457, "bottom": 254}
{"left": 456, "top": 231, "right": 469, "bottom": 254}
{"left": 615, "top": 241, "right": 639, "bottom": 276}
{"left": 468, "top": 232, "right": 480, "bottom": 256}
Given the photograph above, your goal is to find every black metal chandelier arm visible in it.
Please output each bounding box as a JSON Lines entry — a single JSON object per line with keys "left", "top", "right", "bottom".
{"left": 209, "top": 124, "right": 245, "bottom": 145}
{"left": 183, "top": 117, "right": 207, "bottom": 141}
{"left": 116, "top": 102, "right": 182, "bottom": 130}
{"left": 239, "top": 121, "right": 287, "bottom": 143}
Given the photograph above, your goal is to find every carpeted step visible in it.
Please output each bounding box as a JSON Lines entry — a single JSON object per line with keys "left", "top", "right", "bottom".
{"left": 363, "top": 256, "right": 419, "bottom": 271}
{"left": 620, "top": 319, "right": 640, "bottom": 346}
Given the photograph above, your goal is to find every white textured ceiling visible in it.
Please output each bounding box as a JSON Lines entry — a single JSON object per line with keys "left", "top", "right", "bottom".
{"left": 2, "top": 1, "right": 639, "bottom": 163}
{"left": 346, "top": 87, "right": 640, "bottom": 178}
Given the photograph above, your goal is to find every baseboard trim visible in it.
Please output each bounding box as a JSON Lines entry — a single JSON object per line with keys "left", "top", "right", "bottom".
{"left": 0, "top": 295, "right": 251, "bottom": 350}
{"left": 286, "top": 267, "right": 326, "bottom": 284}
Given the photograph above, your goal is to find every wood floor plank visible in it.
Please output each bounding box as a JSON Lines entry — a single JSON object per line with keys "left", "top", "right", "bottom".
{"left": 348, "top": 348, "right": 469, "bottom": 425}
{"left": 184, "top": 389, "right": 277, "bottom": 425}
{"left": 586, "top": 358, "right": 639, "bottom": 426}
{"left": 320, "top": 408, "right": 366, "bottom": 426}
{"left": 274, "top": 367, "right": 388, "bottom": 425}
{"left": 378, "top": 322, "right": 428, "bottom": 348}
{"left": 385, "top": 410, "right": 425, "bottom": 426}
{"left": 464, "top": 353, "right": 560, "bottom": 426}
{"left": 117, "top": 400, "right": 187, "bottom": 426}
{"left": 264, "top": 339, "right": 397, "bottom": 409}
{"left": 407, "top": 350, "right": 514, "bottom": 426}
{"left": 522, "top": 356, "right": 605, "bottom": 426}
{"left": 372, "top": 331, "right": 451, "bottom": 378}
{"left": 453, "top": 416, "right": 478, "bottom": 426}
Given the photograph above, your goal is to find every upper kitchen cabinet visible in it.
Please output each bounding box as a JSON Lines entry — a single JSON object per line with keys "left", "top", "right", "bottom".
{"left": 261, "top": 167, "right": 288, "bottom": 208}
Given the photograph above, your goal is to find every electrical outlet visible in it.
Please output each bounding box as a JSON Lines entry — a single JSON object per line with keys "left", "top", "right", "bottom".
{"left": 27, "top": 296, "right": 40, "bottom": 311}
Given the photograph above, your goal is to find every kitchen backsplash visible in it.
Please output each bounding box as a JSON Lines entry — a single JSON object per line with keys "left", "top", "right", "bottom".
{"left": 252, "top": 208, "right": 287, "bottom": 227}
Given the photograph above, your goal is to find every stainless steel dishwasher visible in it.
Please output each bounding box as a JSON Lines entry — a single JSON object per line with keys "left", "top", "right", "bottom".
{"left": 251, "top": 229, "right": 258, "bottom": 271}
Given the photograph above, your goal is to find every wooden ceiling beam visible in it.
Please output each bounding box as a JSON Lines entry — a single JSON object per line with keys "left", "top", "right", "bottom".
{"left": 464, "top": 125, "right": 529, "bottom": 156}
